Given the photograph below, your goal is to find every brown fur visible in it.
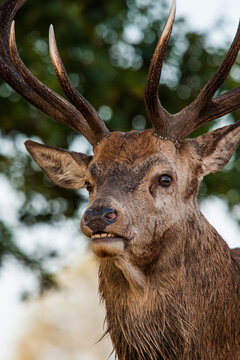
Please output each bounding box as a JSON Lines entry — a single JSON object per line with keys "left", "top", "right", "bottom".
{"left": 26, "top": 126, "right": 240, "bottom": 359}
{"left": 81, "top": 128, "right": 240, "bottom": 360}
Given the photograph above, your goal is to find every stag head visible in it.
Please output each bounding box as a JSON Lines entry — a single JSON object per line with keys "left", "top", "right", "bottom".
{"left": 0, "top": 0, "right": 240, "bottom": 287}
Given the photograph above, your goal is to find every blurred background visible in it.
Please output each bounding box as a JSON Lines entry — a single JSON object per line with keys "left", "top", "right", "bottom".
{"left": 0, "top": 0, "right": 240, "bottom": 359}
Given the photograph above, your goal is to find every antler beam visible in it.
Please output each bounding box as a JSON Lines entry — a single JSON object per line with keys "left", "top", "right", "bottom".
{"left": 145, "top": 0, "right": 240, "bottom": 139}
{"left": 0, "top": 0, "right": 109, "bottom": 146}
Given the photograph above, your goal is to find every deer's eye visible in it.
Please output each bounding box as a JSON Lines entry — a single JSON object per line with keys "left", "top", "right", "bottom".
{"left": 158, "top": 175, "right": 172, "bottom": 187}
{"left": 85, "top": 181, "right": 93, "bottom": 193}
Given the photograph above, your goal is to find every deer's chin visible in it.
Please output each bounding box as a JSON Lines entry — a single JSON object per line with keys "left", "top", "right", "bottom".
{"left": 90, "top": 234, "right": 126, "bottom": 258}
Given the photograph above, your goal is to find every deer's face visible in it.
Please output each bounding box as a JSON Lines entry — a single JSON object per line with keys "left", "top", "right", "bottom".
{"left": 26, "top": 121, "right": 240, "bottom": 268}
{"left": 80, "top": 130, "right": 195, "bottom": 260}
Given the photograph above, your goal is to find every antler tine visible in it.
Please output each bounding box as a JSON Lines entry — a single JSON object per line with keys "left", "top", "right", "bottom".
{"left": 195, "top": 23, "right": 240, "bottom": 103}
{"left": 144, "top": 0, "right": 176, "bottom": 136}
{"left": 9, "top": 20, "right": 98, "bottom": 145}
{"left": 144, "top": 0, "right": 240, "bottom": 140}
{"left": 0, "top": 0, "right": 67, "bottom": 135}
{"left": 0, "top": 0, "right": 26, "bottom": 61}
{"left": 172, "top": 21, "right": 240, "bottom": 138}
{"left": 0, "top": 0, "right": 107, "bottom": 146}
{"left": 49, "top": 25, "right": 109, "bottom": 142}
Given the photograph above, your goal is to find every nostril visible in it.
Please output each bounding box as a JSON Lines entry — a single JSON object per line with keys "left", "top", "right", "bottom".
{"left": 83, "top": 214, "right": 90, "bottom": 226}
{"left": 105, "top": 211, "right": 117, "bottom": 221}
{"left": 83, "top": 209, "right": 95, "bottom": 226}
{"left": 103, "top": 208, "right": 118, "bottom": 224}
{"left": 83, "top": 207, "right": 118, "bottom": 227}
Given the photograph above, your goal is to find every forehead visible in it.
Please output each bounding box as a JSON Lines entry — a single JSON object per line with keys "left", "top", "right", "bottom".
{"left": 93, "top": 130, "right": 177, "bottom": 161}
{"left": 90, "top": 130, "right": 181, "bottom": 176}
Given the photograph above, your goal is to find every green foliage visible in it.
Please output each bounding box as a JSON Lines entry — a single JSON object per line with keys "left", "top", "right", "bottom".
{"left": 0, "top": 0, "right": 239, "bottom": 290}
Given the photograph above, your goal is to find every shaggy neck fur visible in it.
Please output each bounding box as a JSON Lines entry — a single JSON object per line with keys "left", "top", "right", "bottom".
{"left": 99, "top": 210, "right": 240, "bottom": 360}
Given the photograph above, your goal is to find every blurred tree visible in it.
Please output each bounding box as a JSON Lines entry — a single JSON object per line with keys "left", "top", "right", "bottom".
{"left": 0, "top": 0, "right": 239, "bottom": 290}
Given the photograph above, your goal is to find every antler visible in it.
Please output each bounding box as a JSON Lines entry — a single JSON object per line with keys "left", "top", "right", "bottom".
{"left": 174, "top": 22, "right": 240, "bottom": 138}
{"left": 0, "top": 0, "right": 109, "bottom": 146}
{"left": 145, "top": 0, "right": 240, "bottom": 140}
{"left": 144, "top": 0, "right": 176, "bottom": 136}
{"left": 48, "top": 25, "right": 109, "bottom": 141}
{"left": 1, "top": 0, "right": 239, "bottom": 144}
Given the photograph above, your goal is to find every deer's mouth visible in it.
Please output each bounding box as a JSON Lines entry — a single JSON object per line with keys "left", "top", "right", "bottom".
{"left": 90, "top": 232, "right": 128, "bottom": 258}
{"left": 91, "top": 232, "right": 119, "bottom": 239}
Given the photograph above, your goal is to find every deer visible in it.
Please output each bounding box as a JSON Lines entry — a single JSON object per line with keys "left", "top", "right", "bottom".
{"left": 0, "top": 0, "right": 240, "bottom": 358}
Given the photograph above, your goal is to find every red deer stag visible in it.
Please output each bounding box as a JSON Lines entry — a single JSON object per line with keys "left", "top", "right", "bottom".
{"left": 0, "top": 0, "right": 240, "bottom": 359}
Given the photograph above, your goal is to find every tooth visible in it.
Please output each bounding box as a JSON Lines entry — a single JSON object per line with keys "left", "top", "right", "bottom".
{"left": 91, "top": 232, "right": 117, "bottom": 239}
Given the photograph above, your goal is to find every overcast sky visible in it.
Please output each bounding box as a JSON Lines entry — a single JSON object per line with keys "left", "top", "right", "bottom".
{"left": 177, "top": 0, "right": 240, "bottom": 46}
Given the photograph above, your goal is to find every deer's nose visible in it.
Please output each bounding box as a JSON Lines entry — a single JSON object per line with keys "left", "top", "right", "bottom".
{"left": 83, "top": 207, "right": 118, "bottom": 230}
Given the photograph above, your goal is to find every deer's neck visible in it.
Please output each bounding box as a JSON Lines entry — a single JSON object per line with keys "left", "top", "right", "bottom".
{"left": 99, "top": 211, "right": 240, "bottom": 360}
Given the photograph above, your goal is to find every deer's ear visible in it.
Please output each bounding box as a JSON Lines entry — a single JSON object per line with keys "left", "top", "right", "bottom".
{"left": 25, "top": 140, "right": 92, "bottom": 189}
{"left": 190, "top": 122, "right": 240, "bottom": 176}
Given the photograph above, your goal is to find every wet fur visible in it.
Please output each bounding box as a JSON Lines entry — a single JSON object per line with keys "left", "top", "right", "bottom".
{"left": 26, "top": 128, "right": 240, "bottom": 359}
{"left": 99, "top": 214, "right": 240, "bottom": 360}
{"left": 91, "top": 129, "right": 240, "bottom": 359}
